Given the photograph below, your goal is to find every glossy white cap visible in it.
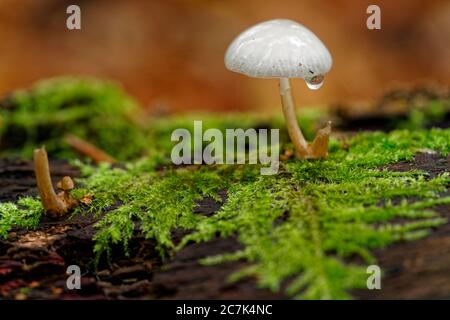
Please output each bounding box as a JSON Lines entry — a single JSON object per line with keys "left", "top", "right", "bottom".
{"left": 225, "top": 19, "right": 332, "bottom": 82}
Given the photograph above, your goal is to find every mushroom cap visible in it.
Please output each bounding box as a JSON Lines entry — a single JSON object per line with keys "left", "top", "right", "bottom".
{"left": 57, "top": 176, "right": 75, "bottom": 191}
{"left": 225, "top": 19, "right": 332, "bottom": 80}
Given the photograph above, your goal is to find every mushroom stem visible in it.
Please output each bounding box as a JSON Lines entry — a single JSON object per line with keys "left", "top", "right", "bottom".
{"left": 34, "top": 147, "right": 76, "bottom": 217}
{"left": 279, "top": 77, "right": 309, "bottom": 158}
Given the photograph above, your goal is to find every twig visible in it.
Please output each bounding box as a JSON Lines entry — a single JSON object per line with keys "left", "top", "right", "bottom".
{"left": 64, "top": 134, "right": 116, "bottom": 164}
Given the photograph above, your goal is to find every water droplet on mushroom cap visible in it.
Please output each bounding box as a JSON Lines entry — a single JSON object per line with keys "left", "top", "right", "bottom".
{"left": 305, "top": 75, "right": 324, "bottom": 90}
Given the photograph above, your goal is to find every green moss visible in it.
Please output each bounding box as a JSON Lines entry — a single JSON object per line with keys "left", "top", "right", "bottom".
{"left": 0, "top": 77, "right": 149, "bottom": 160}
{"left": 67, "top": 127, "right": 449, "bottom": 299}
{"left": 1, "top": 78, "right": 449, "bottom": 299}
{"left": 137, "top": 110, "right": 324, "bottom": 164}
{"left": 1, "top": 125, "right": 449, "bottom": 299}
{"left": 397, "top": 99, "right": 450, "bottom": 130}
{"left": 0, "top": 77, "right": 326, "bottom": 161}
{"left": 0, "top": 197, "right": 43, "bottom": 238}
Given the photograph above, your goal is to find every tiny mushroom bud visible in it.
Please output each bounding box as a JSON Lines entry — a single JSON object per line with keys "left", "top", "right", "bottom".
{"left": 57, "top": 176, "right": 75, "bottom": 191}
{"left": 225, "top": 19, "right": 333, "bottom": 159}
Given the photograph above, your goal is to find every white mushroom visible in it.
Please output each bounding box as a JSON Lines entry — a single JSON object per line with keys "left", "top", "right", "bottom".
{"left": 225, "top": 19, "right": 333, "bottom": 159}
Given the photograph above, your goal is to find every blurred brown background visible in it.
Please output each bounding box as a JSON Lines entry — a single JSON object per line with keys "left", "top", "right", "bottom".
{"left": 0, "top": 0, "right": 449, "bottom": 113}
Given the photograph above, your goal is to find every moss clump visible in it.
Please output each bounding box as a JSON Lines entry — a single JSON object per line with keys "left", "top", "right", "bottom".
{"left": 397, "top": 99, "right": 450, "bottom": 130}
{"left": 1, "top": 120, "right": 449, "bottom": 299}
{"left": 0, "top": 197, "right": 43, "bottom": 238}
{"left": 0, "top": 77, "right": 149, "bottom": 160}
{"left": 0, "top": 76, "right": 327, "bottom": 162}
{"left": 67, "top": 127, "right": 448, "bottom": 299}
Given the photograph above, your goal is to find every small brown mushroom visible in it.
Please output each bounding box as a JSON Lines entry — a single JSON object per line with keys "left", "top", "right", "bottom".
{"left": 34, "top": 147, "right": 78, "bottom": 218}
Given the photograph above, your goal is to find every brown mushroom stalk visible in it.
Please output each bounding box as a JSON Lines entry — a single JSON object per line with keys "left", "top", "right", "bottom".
{"left": 33, "top": 147, "right": 77, "bottom": 218}
{"left": 279, "top": 77, "right": 331, "bottom": 159}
